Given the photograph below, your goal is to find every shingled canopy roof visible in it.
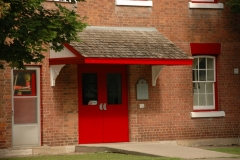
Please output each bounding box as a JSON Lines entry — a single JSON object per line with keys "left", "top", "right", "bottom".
{"left": 50, "top": 26, "right": 192, "bottom": 65}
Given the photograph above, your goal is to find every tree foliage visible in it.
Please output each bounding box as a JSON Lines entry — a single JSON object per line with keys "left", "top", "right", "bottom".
{"left": 0, "top": 0, "right": 10, "bottom": 18}
{"left": 227, "top": 0, "right": 240, "bottom": 13}
{"left": 0, "top": 0, "right": 87, "bottom": 69}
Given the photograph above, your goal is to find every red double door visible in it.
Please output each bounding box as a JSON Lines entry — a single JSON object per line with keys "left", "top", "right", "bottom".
{"left": 78, "top": 65, "right": 129, "bottom": 144}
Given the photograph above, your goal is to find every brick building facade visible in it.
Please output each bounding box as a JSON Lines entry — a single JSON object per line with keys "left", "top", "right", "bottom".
{"left": 0, "top": 0, "right": 240, "bottom": 149}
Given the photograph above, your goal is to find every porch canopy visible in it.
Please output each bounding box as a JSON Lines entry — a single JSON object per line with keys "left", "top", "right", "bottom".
{"left": 49, "top": 26, "right": 193, "bottom": 86}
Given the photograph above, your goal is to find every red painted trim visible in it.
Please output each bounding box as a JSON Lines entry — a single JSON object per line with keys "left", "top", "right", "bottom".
{"left": 50, "top": 57, "right": 193, "bottom": 65}
{"left": 215, "top": 56, "right": 219, "bottom": 111}
{"left": 49, "top": 57, "right": 85, "bottom": 65}
{"left": 190, "top": 43, "right": 221, "bottom": 55}
{"left": 192, "top": 110, "right": 217, "bottom": 112}
{"left": 84, "top": 58, "right": 193, "bottom": 65}
{"left": 40, "top": 66, "right": 43, "bottom": 146}
{"left": 31, "top": 71, "right": 36, "bottom": 96}
{"left": 63, "top": 43, "right": 84, "bottom": 58}
{"left": 77, "top": 65, "right": 81, "bottom": 144}
{"left": 191, "top": 0, "right": 218, "bottom": 3}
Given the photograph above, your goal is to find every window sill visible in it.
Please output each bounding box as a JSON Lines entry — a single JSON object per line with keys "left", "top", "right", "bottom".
{"left": 115, "top": 0, "right": 153, "bottom": 7}
{"left": 189, "top": 2, "right": 224, "bottom": 9}
{"left": 190, "top": 111, "right": 225, "bottom": 118}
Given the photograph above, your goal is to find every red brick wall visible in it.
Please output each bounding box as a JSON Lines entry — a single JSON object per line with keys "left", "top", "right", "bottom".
{"left": 0, "top": 66, "right": 12, "bottom": 149}
{"left": 129, "top": 65, "right": 193, "bottom": 141}
{"left": 42, "top": 64, "right": 78, "bottom": 146}
{"left": 74, "top": 0, "right": 240, "bottom": 142}
{"left": 1, "top": 0, "right": 240, "bottom": 148}
{"left": 40, "top": 51, "right": 78, "bottom": 146}
{"left": 129, "top": 65, "right": 239, "bottom": 141}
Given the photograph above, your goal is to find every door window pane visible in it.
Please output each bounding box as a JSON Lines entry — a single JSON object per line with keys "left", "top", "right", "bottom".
{"left": 82, "top": 74, "right": 98, "bottom": 105}
{"left": 107, "top": 74, "right": 122, "bottom": 104}
{"left": 13, "top": 70, "right": 36, "bottom": 96}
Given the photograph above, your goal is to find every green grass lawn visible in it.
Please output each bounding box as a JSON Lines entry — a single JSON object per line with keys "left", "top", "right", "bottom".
{"left": 207, "top": 147, "right": 240, "bottom": 155}
{"left": 1, "top": 153, "right": 181, "bottom": 160}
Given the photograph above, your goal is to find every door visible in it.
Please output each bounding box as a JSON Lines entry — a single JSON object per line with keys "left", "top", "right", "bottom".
{"left": 78, "top": 65, "right": 129, "bottom": 144}
{"left": 12, "top": 67, "right": 41, "bottom": 146}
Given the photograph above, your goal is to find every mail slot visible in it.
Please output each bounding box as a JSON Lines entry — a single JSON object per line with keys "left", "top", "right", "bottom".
{"left": 136, "top": 79, "right": 149, "bottom": 100}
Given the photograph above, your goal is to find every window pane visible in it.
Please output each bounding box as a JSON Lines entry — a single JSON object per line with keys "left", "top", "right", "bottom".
{"left": 199, "top": 94, "right": 206, "bottom": 106}
{"left": 207, "top": 94, "right": 214, "bottom": 106}
{"left": 192, "top": 70, "right": 198, "bottom": 81}
{"left": 207, "top": 58, "right": 214, "bottom": 69}
{"left": 193, "top": 82, "right": 199, "bottom": 91}
{"left": 14, "top": 97, "right": 37, "bottom": 124}
{"left": 207, "top": 70, "right": 214, "bottom": 81}
{"left": 199, "top": 58, "right": 206, "bottom": 69}
{"left": 82, "top": 73, "right": 98, "bottom": 105}
{"left": 107, "top": 74, "right": 122, "bottom": 104}
{"left": 193, "top": 94, "right": 198, "bottom": 106}
{"left": 13, "top": 70, "right": 36, "bottom": 96}
{"left": 198, "top": 82, "right": 205, "bottom": 93}
{"left": 199, "top": 70, "right": 206, "bottom": 81}
{"left": 206, "top": 82, "right": 213, "bottom": 93}
{"left": 193, "top": 58, "right": 198, "bottom": 69}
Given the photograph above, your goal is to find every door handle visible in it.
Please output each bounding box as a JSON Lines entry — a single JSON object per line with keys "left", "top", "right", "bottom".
{"left": 103, "top": 103, "right": 107, "bottom": 110}
{"left": 99, "top": 103, "right": 103, "bottom": 110}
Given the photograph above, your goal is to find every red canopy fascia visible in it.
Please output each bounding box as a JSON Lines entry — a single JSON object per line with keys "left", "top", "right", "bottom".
{"left": 49, "top": 57, "right": 193, "bottom": 65}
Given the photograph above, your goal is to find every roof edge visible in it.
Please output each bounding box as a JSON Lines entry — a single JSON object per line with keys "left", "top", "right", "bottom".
{"left": 85, "top": 26, "right": 157, "bottom": 31}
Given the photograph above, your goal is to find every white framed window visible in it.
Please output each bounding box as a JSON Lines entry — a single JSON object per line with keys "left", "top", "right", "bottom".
{"left": 190, "top": 43, "right": 225, "bottom": 118}
{"left": 192, "top": 56, "right": 216, "bottom": 110}
{"left": 115, "top": 0, "right": 153, "bottom": 7}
